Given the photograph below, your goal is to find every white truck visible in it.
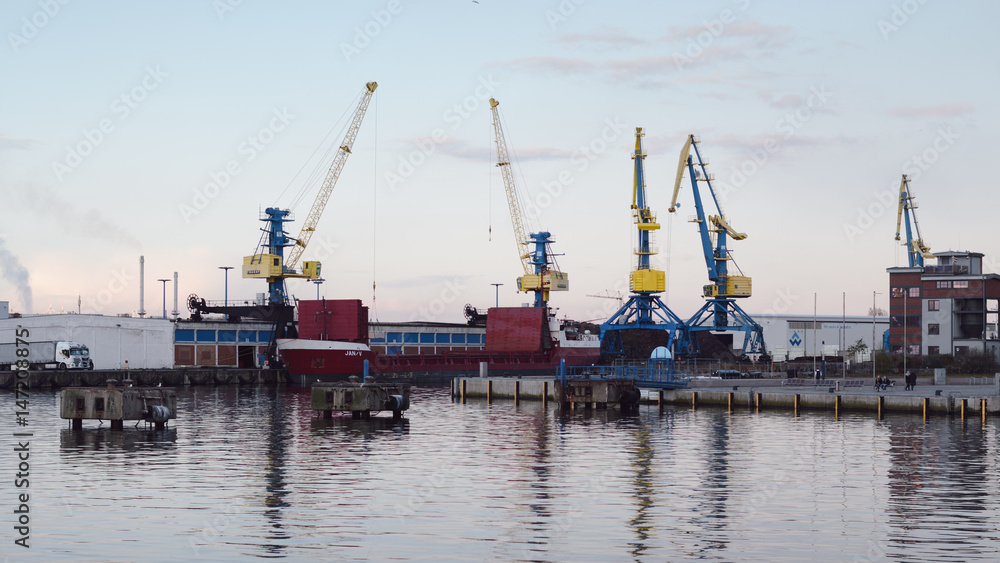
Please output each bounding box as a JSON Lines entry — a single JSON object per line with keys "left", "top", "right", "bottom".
{"left": 0, "top": 340, "right": 93, "bottom": 370}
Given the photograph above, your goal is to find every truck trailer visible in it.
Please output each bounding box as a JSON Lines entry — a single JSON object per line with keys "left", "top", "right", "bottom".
{"left": 0, "top": 341, "right": 93, "bottom": 370}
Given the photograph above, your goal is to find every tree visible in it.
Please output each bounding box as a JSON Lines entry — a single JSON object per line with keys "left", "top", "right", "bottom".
{"left": 847, "top": 338, "right": 869, "bottom": 361}
{"left": 867, "top": 306, "right": 887, "bottom": 316}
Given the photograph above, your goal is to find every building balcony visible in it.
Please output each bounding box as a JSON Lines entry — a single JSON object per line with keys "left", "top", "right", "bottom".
{"left": 924, "top": 265, "right": 969, "bottom": 275}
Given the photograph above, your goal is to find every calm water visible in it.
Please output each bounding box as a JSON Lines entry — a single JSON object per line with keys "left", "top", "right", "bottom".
{"left": 1, "top": 385, "right": 999, "bottom": 562}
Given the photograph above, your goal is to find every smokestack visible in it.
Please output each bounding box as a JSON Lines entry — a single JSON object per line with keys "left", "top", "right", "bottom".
{"left": 139, "top": 256, "right": 145, "bottom": 317}
{"left": 172, "top": 271, "right": 179, "bottom": 320}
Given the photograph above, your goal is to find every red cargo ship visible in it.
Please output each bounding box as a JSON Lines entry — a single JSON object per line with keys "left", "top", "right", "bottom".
{"left": 277, "top": 299, "right": 600, "bottom": 383}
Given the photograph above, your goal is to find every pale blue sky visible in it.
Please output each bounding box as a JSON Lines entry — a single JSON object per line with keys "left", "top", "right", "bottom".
{"left": 1, "top": 0, "right": 996, "bottom": 322}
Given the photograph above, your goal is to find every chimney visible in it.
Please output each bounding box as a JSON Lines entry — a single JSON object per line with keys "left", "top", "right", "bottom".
{"left": 139, "top": 256, "right": 146, "bottom": 317}
{"left": 172, "top": 271, "right": 179, "bottom": 320}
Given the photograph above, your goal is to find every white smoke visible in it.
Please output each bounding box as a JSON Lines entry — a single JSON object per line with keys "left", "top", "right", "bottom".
{"left": 0, "top": 237, "right": 32, "bottom": 313}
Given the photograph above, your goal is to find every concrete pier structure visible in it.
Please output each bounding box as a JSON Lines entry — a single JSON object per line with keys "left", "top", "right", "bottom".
{"left": 60, "top": 384, "right": 177, "bottom": 430}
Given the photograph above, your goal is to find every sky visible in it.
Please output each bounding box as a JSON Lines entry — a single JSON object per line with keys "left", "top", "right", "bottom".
{"left": 1, "top": 0, "right": 997, "bottom": 325}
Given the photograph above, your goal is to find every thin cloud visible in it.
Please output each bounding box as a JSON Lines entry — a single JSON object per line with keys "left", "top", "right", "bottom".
{"left": 0, "top": 135, "right": 39, "bottom": 151}
{"left": 558, "top": 29, "right": 647, "bottom": 49}
{"left": 504, "top": 56, "right": 599, "bottom": 76}
{"left": 888, "top": 103, "right": 974, "bottom": 118}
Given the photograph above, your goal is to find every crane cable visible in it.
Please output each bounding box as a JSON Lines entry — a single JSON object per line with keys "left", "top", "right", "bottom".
{"left": 371, "top": 88, "right": 380, "bottom": 323}
{"left": 273, "top": 90, "right": 361, "bottom": 211}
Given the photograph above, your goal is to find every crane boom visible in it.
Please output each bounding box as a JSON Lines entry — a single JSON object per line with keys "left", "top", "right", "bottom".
{"left": 489, "top": 98, "right": 531, "bottom": 275}
{"left": 286, "top": 81, "right": 378, "bottom": 268}
{"left": 668, "top": 133, "right": 766, "bottom": 358}
{"left": 894, "top": 174, "right": 933, "bottom": 267}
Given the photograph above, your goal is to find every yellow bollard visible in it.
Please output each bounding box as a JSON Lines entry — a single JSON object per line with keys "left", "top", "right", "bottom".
{"left": 961, "top": 398, "right": 966, "bottom": 421}
{"left": 692, "top": 392, "right": 698, "bottom": 410}
{"left": 983, "top": 399, "right": 988, "bottom": 424}
{"left": 794, "top": 394, "right": 800, "bottom": 416}
{"left": 756, "top": 393, "right": 762, "bottom": 411}
{"left": 728, "top": 392, "right": 733, "bottom": 412}
{"left": 835, "top": 395, "right": 840, "bottom": 418}
{"left": 923, "top": 397, "right": 928, "bottom": 420}
{"left": 461, "top": 379, "right": 467, "bottom": 403}
{"left": 878, "top": 396, "right": 884, "bottom": 420}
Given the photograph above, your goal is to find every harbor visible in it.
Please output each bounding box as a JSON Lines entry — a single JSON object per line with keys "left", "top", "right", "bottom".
{"left": 4, "top": 2, "right": 1000, "bottom": 559}
{"left": 4, "top": 385, "right": 999, "bottom": 561}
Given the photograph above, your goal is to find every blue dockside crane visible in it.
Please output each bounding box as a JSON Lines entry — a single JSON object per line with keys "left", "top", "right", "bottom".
{"left": 600, "top": 127, "right": 687, "bottom": 356}
{"left": 489, "top": 98, "right": 569, "bottom": 309}
{"left": 669, "top": 134, "right": 766, "bottom": 358}
{"left": 895, "top": 174, "right": 933, "bottom": 267}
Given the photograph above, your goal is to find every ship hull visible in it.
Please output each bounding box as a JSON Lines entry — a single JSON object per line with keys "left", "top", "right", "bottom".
{"left": 276, "top": 339, "right": 377, "bottom": 383}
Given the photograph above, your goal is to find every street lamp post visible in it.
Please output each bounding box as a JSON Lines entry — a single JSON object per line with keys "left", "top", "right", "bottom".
{"left": 491, "top": 283, "right": 503, "bottom": 308}
{"left": 873, "top": 290, "right": 882, "bottom": 381}
{"left": 903, "top": 292, "right": 907, "bottom": 376}
{"left": 313, "top": 278, "right": 326, "bottom": 300}
{"left": 158, "top": 279, "right": 170, "bottom": 319}
{"left": 219, "top": 266, "right": 233, "bottom": 307}
{"left": 219, "top": 266, "right": 233, "bottom": 321}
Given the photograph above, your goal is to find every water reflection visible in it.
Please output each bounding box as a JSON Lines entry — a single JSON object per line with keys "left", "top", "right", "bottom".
{"left": 884, "top": 418, "right": 999, "bottom": 559}
{"left": 59, "top": 427, "right": 178, "bottom": 452}
{"left": 628, "top": 423, "right": 654, "bottom": 559}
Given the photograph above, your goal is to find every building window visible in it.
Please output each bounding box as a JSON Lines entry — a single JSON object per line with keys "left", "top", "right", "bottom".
{"left": 196, "top": 330, "right": 216, "bottom": 342}
{"left": 436, "top": 333, "right": 450, "bottom": 344}
{"left": 238, "top": 331, "right": 256, "bottom": 343}
{"left": 955, "top": 346, "right": 969, "bottom": 356}
{"left": 908, "top": 287, "right": 920, "bottom": 297}
{"left": 936, "top": 281, "right": 952, "bottom": 289}
{"left": 908, "top": 344, "right": 920, "bottom": 355}
{"left": 452, "top": 334, "right": 466, "bottom": 344}
{"left": 403, "top": 333, "right": 418, "bottom": 343}
{"left": 891, "top": 287, "right": 905, "bottom": 298}
{"left": 386, "top": 332, "right": 402, "bottom": 343}
{"left": 928, "top": 324, "right": 940, "bottom": 335}
{"left": 928, "top": 300, "right": 940, "bottom": 311}
{"left": 175, "top": 330, "right": 195, "bottom": 342}
{"left": 467, "top": 334, "right": 482, "bottom": 344}
{"left": 954, "top": 280, "right": 969, "bottom": 288}
{"left": 420, "top": 333, "right": 434, "bottom": 344}
{"left": 891, "top": 315, "right": 921, "bottom": 327}
{"left": 928, "top": 346, "right": 940, "bottom": 355}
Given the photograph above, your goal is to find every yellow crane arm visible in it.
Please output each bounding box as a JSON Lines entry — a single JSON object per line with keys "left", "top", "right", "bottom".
{"left": 490, "top": 98, "right": 531, "bottom": 275}
{"left": 286, "top": 81, "right": 378, "bottom": 268}
{"left": 894, "top": 174, "right": 906, "bottom": 242}
{"left": 711, "top": 215, "right": 747, "bottom": 240}
{"left": 669, "top": 134, "right": 694, "bottom": 213}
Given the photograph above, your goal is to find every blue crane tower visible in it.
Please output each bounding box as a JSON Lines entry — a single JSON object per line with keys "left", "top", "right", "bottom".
{"left": 895, "top": 174, "right": 933, "bottom": 267}
{"left": 600, "top": 127, "right": 687, "bottom": 356}
{"left": 668, "top": 134, "right": 766, "bottom": 358}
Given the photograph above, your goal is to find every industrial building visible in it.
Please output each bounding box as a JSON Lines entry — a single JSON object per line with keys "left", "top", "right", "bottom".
{"left": 753, "top": 313, "right": 889, "bottom": 362}
{"left": 887, "top": 251, "right": 1000, "bottom": 358}
{"left": 0, "top": 312, "right": 174, "bottom": 369}
{"left": 368, "top": 321, "right": 486, "bottom": 356}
